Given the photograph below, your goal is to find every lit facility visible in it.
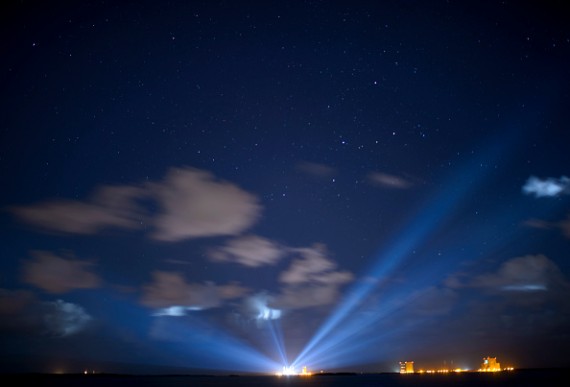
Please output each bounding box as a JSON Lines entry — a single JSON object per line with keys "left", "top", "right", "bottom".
{"left": 276, "top": 365, "right": 312, "bottom": 377}
{"left": 479, "top": 357, "right": 501, "bottom": 372}
{"left": 399, "top": 361, "right": 414, "bottom": 374}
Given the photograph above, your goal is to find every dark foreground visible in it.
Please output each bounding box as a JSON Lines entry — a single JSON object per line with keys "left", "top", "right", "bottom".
{"left": 6, "top": 369, "right": 569, "bottom": 387}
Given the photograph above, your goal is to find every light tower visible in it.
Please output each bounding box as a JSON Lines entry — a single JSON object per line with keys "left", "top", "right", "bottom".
{"left": 480, "top": 357, "right": 501, "bottom": 372}
{"left": 399, "top": 361, "right": 414, "bottom": 374}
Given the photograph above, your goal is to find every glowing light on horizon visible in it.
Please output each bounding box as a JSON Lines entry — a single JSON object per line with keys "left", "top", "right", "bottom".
{"left": 275, "top": 365, "right": 312, "bottom": 377}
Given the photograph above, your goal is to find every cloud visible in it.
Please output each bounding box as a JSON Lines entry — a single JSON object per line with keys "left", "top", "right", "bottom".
{"left": 524, "top": 214, "right": 570, "bottom": 239}
{"left": 522, "top": 176, "right": 570, "bottom": 198}
{"left": 561, "top": 217, "right": 570, "bottom": 239}
{"left": 523, "top": 218, "right": 553, "bottom": 229}
{"left": 466, "top": 255, "right": 568, "bottom": 293}
{"left": 9, "top": 167, "right": 262, "bottom": 241}
{"left": 23, "top": 251, "right": 100, "bottom": 294}
{"left": 9, "top": 186, "right": 146, "bottom": 235}
{"left": 140, "top": 271, "right": 248, "bottom": 312}
{"left": 149, "top": 167, "right": 262, "bottom": 241}
{"left": 208, "top": 235, "right": 284, "bottom": 267}
{"left": 0, "top": 289, "right": 35, "bottom": 316}
{"left": 367, "top": 172, "right": 412, "bottom": 189}
{"left": 435, "top": 256, "right": 570, "bottom": 351}
{"left": 41, "top": 299, "right": 92, "bottom": 336}
{"left": 297, "top": 161, "right": 336, "bottom": 178}
{"left": 152, "top": 305, "right": 204, "bottom": 317}
{"left": 245, "top": 293, "right": 282, "bottom": 322}
{"left": 276, "top": 244, "right": 353, "bottom": 309}
{"left": 279, "top": 244, "right": 352, "bottom": 285}
{"left": 279, "top": 284, "right": 346, "bottom": 309}
{"left": 0, "top": 291, "right": 91, "bottom": 337}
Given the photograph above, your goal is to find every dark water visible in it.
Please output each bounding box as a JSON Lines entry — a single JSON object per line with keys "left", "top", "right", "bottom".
{"left": 8, "top": 369, "right": 569, "bottom": 387}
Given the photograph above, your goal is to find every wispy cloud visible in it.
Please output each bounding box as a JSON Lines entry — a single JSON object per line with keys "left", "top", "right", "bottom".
{"left": 9, "top": 186, "right": 146, "bottom": 235}
{"left": 41, "top": 299, "right": 92, "bottom": 336}
{"left": 149, "top": 168, "right": 261, "bottom": 241}
{"left": 451, "top": 254, "right": 568, "bottom": 293}
{"left": 524, "top": 214, "right": 570, "bottom": 239}
{"left": 0, "top": 291, "right": 91, "bottom": 337}
{"left": 297, "top": 161, "right": 336, "bottom": 178}
{"left": 523, "top": 218, "right": 553, "bottom": 230}
{"left": 23, "top": 251, "right": 100, "bottom": 294}
{"left": 140, "top": 271, "right": 248, "bottom": 313}
{"left": 367, "top": 171, "right": 412, "bottom": 189}
{"left": 244, "top": 293, "right": 282, "bottom": 322}
{"left": 207, "top": 235, "right": 284, "bottom": 267}
{"left": 0, "top": 289, "right": 35, "bottom": 317}
{"left": 522, "top": 176, "right": 570, "bottom": 198}
{"left": 561, "top": 217, "right": 570, "bottom": 239}
{"left": 276, "top": 244, "right": 353, "bottom": 309}
{"left": 9, "top": 167, "right": 262, "bottom": 241}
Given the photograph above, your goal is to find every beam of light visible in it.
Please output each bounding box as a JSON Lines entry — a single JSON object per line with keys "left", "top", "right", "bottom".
{"left": 294, "top": 168, "right": 560, "bottom": 370}
{"left": 81, "top": 289, "right": 283, "bottom": 373}
{"left": 293, "top": 195, "right": 530, "bottom": 368}
{"left": 294, "top": 126, "right": 528, "bottom": 368}
{"left": 266, "top": 319, "right": 288, "bottom": 366}
{"left": 293, "top": 282, "right": 431, "bottom": 368}
{"left": 152, "top": 315, "right": 282, "bottom": 372}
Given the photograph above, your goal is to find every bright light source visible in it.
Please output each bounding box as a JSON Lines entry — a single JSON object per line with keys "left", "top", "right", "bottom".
{"left": 276, "top": 365, "right": 296, "bottom": 376}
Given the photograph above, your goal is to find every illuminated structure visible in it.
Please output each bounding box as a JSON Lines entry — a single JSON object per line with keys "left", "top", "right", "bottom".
{"left": 479, "top": 357, "right": 501, "bottom": 372}
{"left": 399, "top": 361, "right": 414, "bottom": 374}
{"left": 276, "top": 365, "right": 312, "bottom": 377}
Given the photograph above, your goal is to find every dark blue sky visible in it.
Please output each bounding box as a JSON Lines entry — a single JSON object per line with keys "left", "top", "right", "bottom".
{"left": 1, "top": 0, "right": 570, "bottom": 374}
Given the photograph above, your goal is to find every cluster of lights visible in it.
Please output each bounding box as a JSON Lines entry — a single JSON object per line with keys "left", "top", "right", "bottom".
{"left": 478, "top": 367, "right": 514, "bottom": 372}
{"left": 417, "top": 368, "right": 466, "bottom": 373}
{"left": 275, "top": 365, "right": 312, "bottom": 377}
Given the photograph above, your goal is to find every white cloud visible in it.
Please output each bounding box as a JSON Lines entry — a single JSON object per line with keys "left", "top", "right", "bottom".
{"left": 10, "top": 167, "right": 262, "bottom": 242}
{"left": 276, "top": 284, "right": 342, "bottom": 309}
{"left": 152, "top": 305, "right": 204, "bottom": 317}
{"left": 140, "top": 271, "right": 248, "bottom": 312}
{"left": 41, "top": 299, "right": 92, "bottom": 336}
{"left": 367, "top": 172, "right": 412, "bottom": 189}
{"left": 469, "top": 255, "right": 567, "bottom": 292}
{"left": 23, "top": 251, "right": 100, "bottom": 294}
{"left": 9, "top": 185, "right": 146, "bottom": 235}
{"left": 245, "top": 293, "right": 282, "bottom": 322}
{"left": 523, "top": 214, "right": 570, "bottom": 239}
{"left": 276, "top": 244, "right": 353, "bottom": 309}
{"left": 208, "top": 235, "right": 284, "bottom": 267}
{"left": 279, "top": 244, "right": 351, "bottom": 285}
{"left": 522, "top": 176, "right": 570, "bottom": 198}
{"left": 148, "top": 167, "right": 262, "bottom": 241}
{"left": 297, "top": 161, "right": 336, "bottom": 178}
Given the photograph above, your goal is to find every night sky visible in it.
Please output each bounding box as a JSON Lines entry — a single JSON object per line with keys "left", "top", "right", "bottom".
{"left": 1, "top": 0, "right": 570, "bottom": 374}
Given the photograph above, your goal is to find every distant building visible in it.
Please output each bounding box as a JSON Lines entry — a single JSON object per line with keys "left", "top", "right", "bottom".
{"left": 399, "top": 361, "right": 414, "bottom": 374}
{"left": 480, "top": 357, "right": 501, "bottom": 372}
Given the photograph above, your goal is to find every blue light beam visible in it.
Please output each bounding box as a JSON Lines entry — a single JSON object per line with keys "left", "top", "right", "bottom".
{"left": 266, "top": 319, "right": 288, "bottom": 366}
{"left": 294, "top": 126, "right": 526, "bottom": 367}
{"left": 152, "top": 315, "right": 282, "bottom": 372}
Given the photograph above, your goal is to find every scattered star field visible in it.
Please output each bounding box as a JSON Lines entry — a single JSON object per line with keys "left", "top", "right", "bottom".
{"left": 1, "top": 0, "right": 570, "bottom": 374}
